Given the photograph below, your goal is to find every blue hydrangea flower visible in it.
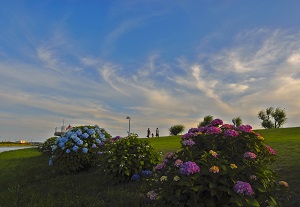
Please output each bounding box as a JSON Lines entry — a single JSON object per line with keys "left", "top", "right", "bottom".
{"left": 92, "top": 143, "right": 97, "bottom": 148}
{"left": 141, "top": 170, "right": 153, "bottom": 177}
{"left": 72, "top": 145, "right": 79, "bottom": 152}
{"left": 100, "top": 133, "right": 105, "bottom": 141}
{"left": 58, "top": 142, "right": 65, "bottom": 148}
{"left": 83, "top": 126, "right": 89, "bottom": 131}
{"left": 82, "top": 147, "right": 88, "bottom": 154}
{"left": 48, "top": 158, "right": 53, "bottom": 166}
{"left": 76, "top": 129, "right": 82, "bottom": 136}
{"left": 66, "top": 149, "right": 71, "bottom": 153}
{"left": 70, "top": 133, "right": 78, "bottom": 140}
{"left": 87, "top": 129, "right": 95, "bottom": 135}
{"left": 95, "top": 138, "right": 101, "bottom": 144}
{"left": 81, "top": 133, "right": 89, "bottom": 139}
{"left": 131, "top": 174, "right": 140, "bottom": 181}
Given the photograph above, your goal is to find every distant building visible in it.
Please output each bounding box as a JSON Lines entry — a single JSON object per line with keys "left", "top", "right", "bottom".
{"left": 54, "top": 119, "right": 72, "bottom": 136}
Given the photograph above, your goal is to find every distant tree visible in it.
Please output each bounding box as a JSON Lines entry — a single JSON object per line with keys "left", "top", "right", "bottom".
{"left": 169, "top": 125, "right": 185, "bottom": 136}
{"left": 258, "top": 107, "right": 287, "bottom": 129}
{"left": 198, "top": 115, "right": 213, "bottom": 127}
{"left": 232, "top": 117, "right": 242, "bottom": 127}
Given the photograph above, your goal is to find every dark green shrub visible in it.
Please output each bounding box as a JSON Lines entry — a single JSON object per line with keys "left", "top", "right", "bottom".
{"left": 169, "top": 124, "right": 185, "bottom": 135}
{"left": 38, "top": 137, "right": 57, "bottom": 154}
{"left": 49, "top": 125, "right": 110, "bottom": 174}
{"left": 101, "top": 134, "right": 160, "bottom": 183}
{"left": 148, "top": 119, "right": 289, "bottom": 206}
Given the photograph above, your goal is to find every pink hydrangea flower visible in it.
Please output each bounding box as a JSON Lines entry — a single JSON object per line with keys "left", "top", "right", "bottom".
{"left": 266, "top": 145, "right": 276, "bottom": 155}
{"left": 244, "top": 152, "right": 257, "bottom": 159}
{"left": 154, "top": 162, "right": 166, "bottom": 171}
{"left": 210, "top": 118, "right": 223, "bottom": 126}
{"left": 238, "top": 125, "right": 252, "bottom": 133}
{"left": 209, "top": 150, "right": 217, "bottom": 158}
{"left": 174, "top": 159, "right": 183, "bottom": 167}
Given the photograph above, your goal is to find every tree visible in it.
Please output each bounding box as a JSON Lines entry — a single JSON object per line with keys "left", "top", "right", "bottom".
{"left": 198, "top": 115, "right": 213, "bottom": 127}
{"left": 258, "top": 107, "right": 287, "bottom": 129}
{"left": 169, "top": 124, "right": 185, "bottom": 136}
{"left": 232, "top": 117, "right": 242, "bottom": 127}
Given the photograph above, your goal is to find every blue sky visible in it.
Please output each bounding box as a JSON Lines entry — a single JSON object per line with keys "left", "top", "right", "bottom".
{"left": 1, "top": 0, "right": 300, "bottom": 142}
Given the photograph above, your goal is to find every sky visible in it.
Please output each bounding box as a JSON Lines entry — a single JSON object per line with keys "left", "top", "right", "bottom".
{"left": 1, "top": 0, "right": 300, "bottom": 142}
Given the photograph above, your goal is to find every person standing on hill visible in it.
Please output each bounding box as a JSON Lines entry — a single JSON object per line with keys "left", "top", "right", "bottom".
{"left": 156, "top": 128, "right": 159, "bottom": 137}
{"left": 147, "top": 128, "right": 151, "bottom": 138}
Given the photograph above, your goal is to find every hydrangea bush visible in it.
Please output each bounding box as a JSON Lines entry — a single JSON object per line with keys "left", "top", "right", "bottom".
{"left": 49, "top": 125, "right": 110, "bottom": 174}
{"left": 149, "top": 119, "right": 289, "bottom": 206}
{"left": 100, "top": 134, "right": 160, "bottom": 183}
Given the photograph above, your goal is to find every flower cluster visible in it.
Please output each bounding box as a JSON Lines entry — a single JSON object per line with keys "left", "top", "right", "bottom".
{"left": 209, "top": 165, "right": 220, "bottom": 173}
{"left": 206, "top": 126, "right": 221, "bottom": 134}
{"left": 279, "top": 181, "right": 289, "bottom": 187}
{"left": 230, "top": 163, "right": 238, "bottom": 169}
{"left": 243, "top": 152, "right": 257, "bottom": 159}
{"left": 266, "top": 145, "right": 276, "bottom": 155}
{"left": 174, "top": 159, "right": 183, "bottom": 167}
{"left": 209, "top": 150, "right": 217, "bottom": 158}
{"left": 147, "top": 191, "right": 158, "bottom": 201}
{"left": 234, "top": 181, "right": 254, "bottom": 196}
{"left": 210, "top": 118, "right": 223, "bottom": 126}
{"left": 49, "top": 125, "right": 108, "bottom": 173}
{"left": 224, "top": 129, "right": 239, "bottom": 137}
{"left": 179, "top": 161, "right": 200, "bottom": 176}
{"left": 183, "top": 139, "right": 195, "bottom": 146}
{"left": 131, "top": 173, "right": 140, "bottom": 181}
{"left": 238, "top": 125, "right": 252, "bottom": 133}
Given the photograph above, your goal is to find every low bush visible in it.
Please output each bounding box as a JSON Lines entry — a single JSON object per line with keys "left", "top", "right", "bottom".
{"left": 169, "top": 124, "right": 185, "bottom": 136}
{"left": 49, "top": 125, "right": 110, "bottom": 174}
{"left": 38, "top": 136, "right": 57, "bottom": 154}
{"left": 100, "top": 134, "right": 160, "bottom": 183}
{"left": 148, "top": 119, "right": 289, "bottom": 206}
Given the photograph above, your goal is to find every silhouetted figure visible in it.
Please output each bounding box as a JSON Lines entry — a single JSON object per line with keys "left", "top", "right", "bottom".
{"left": 151, "top": 133, "right": 154, "bottom": 138}
{"left": 147, "top": 128, "right": 150, "bottom": 138}
{"left": 156, "top": 128, "right": 159, "bottom": 137}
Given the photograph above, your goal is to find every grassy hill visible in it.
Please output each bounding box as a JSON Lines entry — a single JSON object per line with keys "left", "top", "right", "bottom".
{"left": 0, "top": 127, "right": 299, "bottom": 206}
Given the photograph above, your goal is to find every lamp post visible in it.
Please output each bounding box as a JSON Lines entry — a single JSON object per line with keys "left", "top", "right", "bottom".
{"left": 126, "top": 116, "right": 131, "bottom": 136}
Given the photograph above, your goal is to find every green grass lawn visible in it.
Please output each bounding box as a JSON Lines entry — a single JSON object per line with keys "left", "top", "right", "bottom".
{"left": 0, "top": 127, "right": 299, "bottom": 207}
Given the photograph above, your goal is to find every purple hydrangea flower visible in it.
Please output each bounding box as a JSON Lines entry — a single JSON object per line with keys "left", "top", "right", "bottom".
{"left": 131, "top": 173, "right": 140, "bottom": 181}
{"left": 206, "top": 126, "right": 221, "bottom": 134}
{"left": 182, "top": 132, "right": 197, "bottom": 140}
{"left": 244, "top": 152, "right": 257, "bottom": 159}
{"left": 221, "top": 124, "right": 235, "bottom": 129}
{"left": 198, "top": 126, "right": 207, "bottom": 133}
{"left": 210, "top": 119, "right": 223, "bottom": 126}
{"left": 174, "top": 159, "right": 183, "bottom": 167}
{"left": 183, "top": 139, "right": 196, "bottom": 146}
{"left": 188, "top": 128, "right": 200, "bottom": 133}
{"left": 238, "top": 125, "right": 252, "bottom": 133}
{"left": 224, "top": 129, "right": 239, "bottom": 137}
{"left": 234, "top": 181, "right": 254, "bottom": 196}
{"left": 180, "top": 161, "right": 200, "bottom": 176}
{"left": 164, "top": 152, "right": 175, "bottom": 159}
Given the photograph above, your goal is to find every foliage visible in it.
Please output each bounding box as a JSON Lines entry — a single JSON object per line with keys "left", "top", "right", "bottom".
{"left": 49, "top": 125, "right": 110, "bottom": 174}
{"left": 198, "top": 115, "right": 213, "bottom": 127}
{"left": 100, "top": 134, "right": 160, "bottom": 183}
{"left": 38, "top": 137, "right": 57, "bottom": 154}
{"left": 258, "top": 107, "right": 287, "bottom": 129}
{"left": 232, "top": 116, "right": 242, "bottom": 127}
{"left": 169, "top": 124, "right": 185, "bottom": 136}
{"left": 149, "top": 119, "right": 289, "bottom": 206}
